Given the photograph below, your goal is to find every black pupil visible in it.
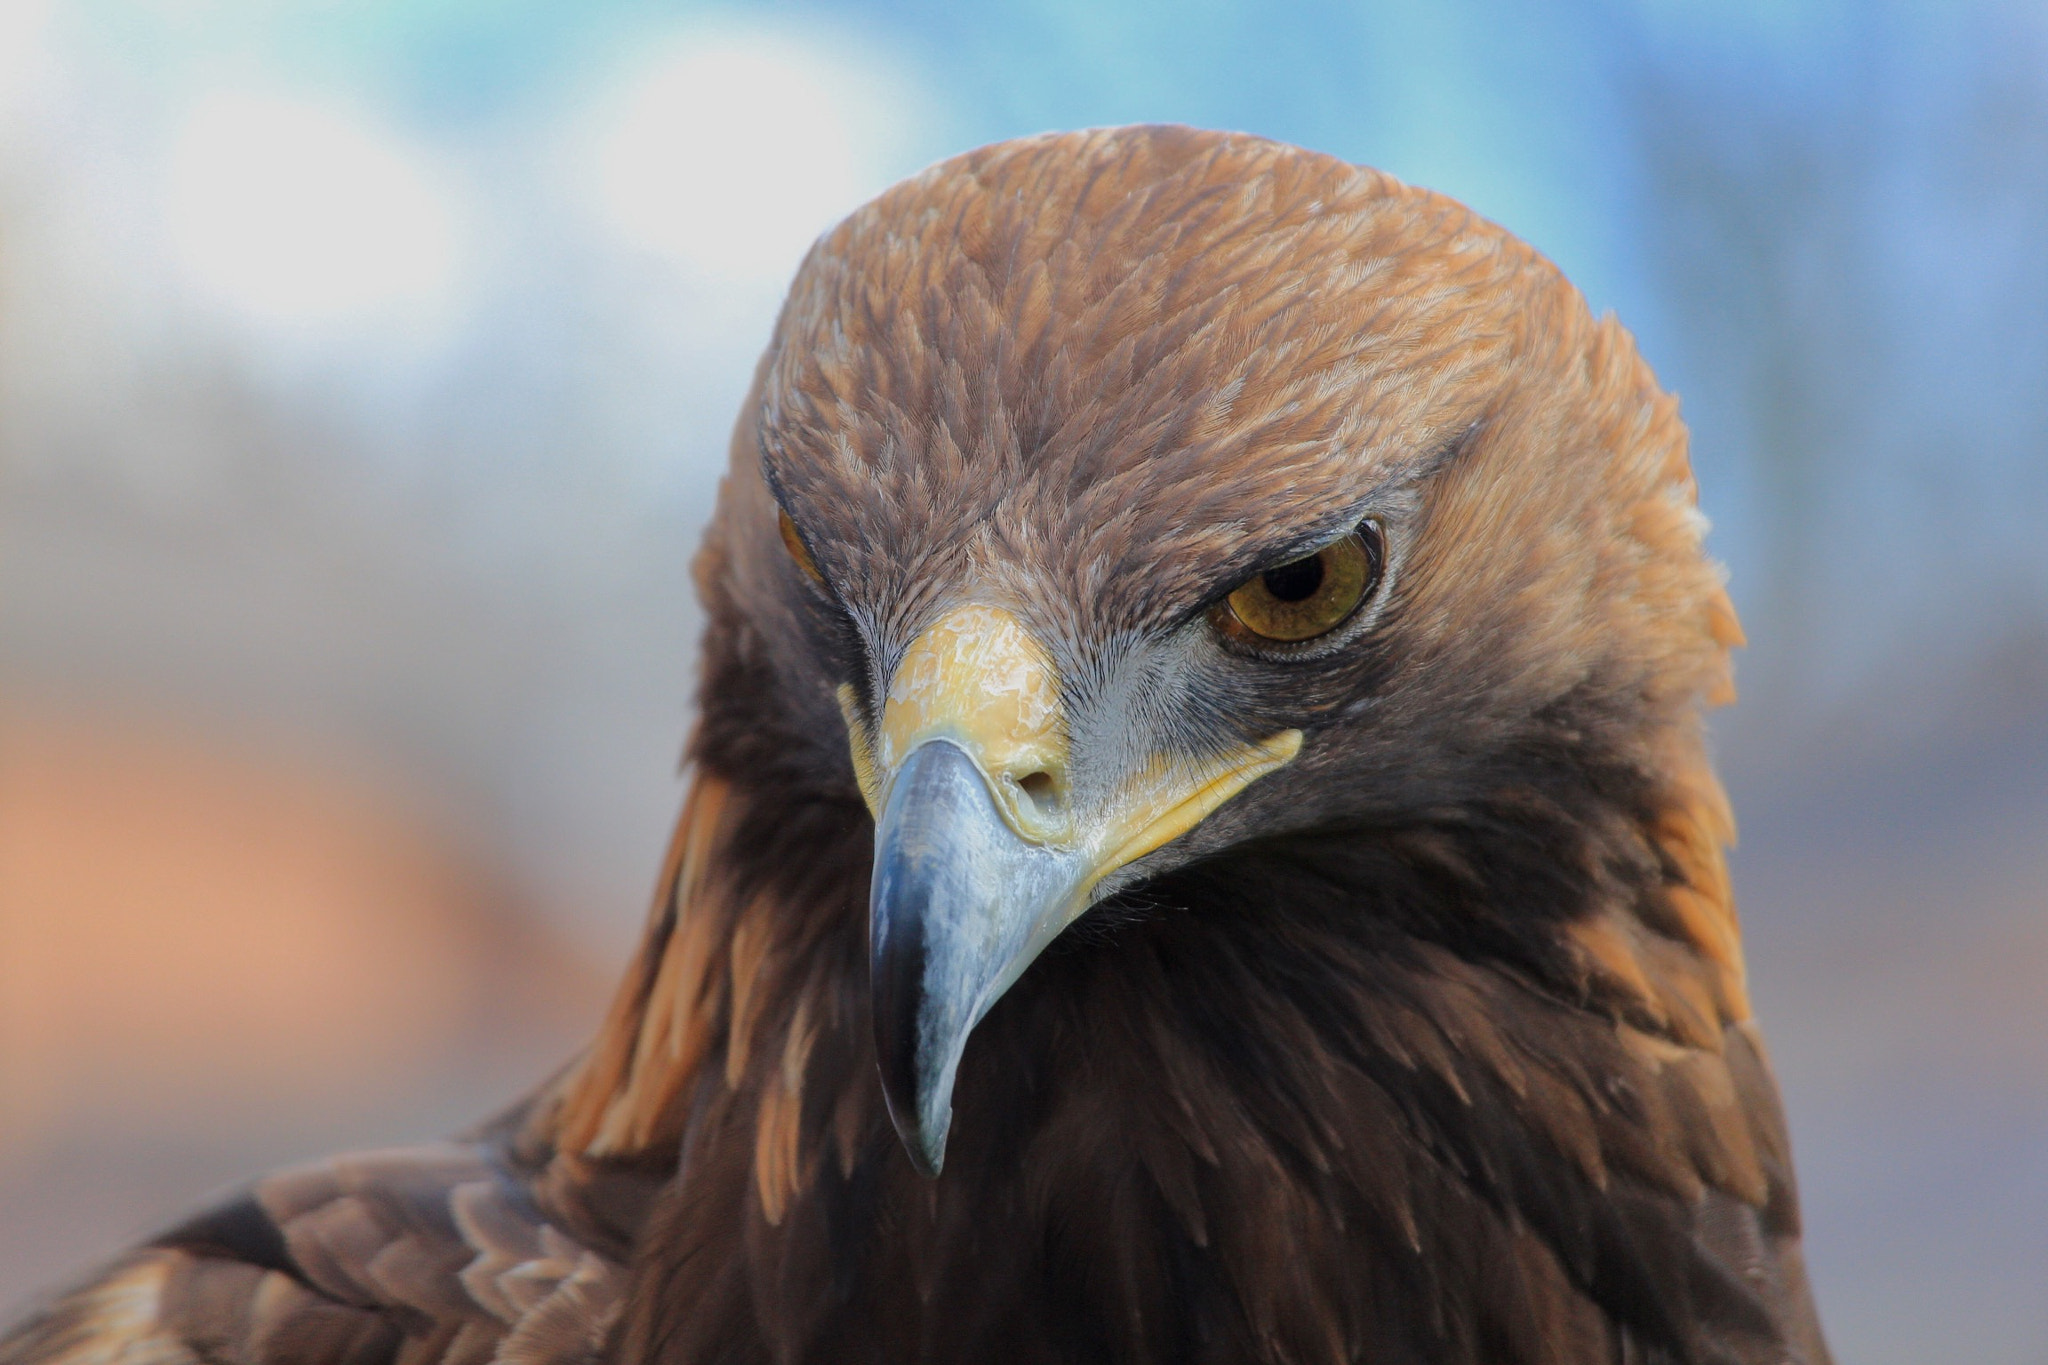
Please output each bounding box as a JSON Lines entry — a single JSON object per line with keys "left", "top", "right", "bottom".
{"left": 1261, "top": 554, "right": 1325, "bottom": 603}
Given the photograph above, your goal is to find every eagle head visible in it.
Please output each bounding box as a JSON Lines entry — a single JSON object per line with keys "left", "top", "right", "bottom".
{"left": 690, "top": 125, "right": 1740, "bottom": 1176}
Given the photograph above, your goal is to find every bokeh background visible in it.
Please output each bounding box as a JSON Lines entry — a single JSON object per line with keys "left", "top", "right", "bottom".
{"left": 2, "top": 1, "right": 2044, "bottom": 1358}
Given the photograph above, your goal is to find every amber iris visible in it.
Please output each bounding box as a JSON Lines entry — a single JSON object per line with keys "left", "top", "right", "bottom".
{"left": 779, "top": 508, "right": 825, "bottom": 584}
{"left": 1215, "top": 526, "right": 1381, "bottom": 644}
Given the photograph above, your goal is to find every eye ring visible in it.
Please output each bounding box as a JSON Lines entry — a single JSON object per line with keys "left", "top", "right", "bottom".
{"left": 1210, "top": 523, "right": 1383, "bottom": 647}
{"left": 778, "top": 508, "right": 825, "bottom": 585}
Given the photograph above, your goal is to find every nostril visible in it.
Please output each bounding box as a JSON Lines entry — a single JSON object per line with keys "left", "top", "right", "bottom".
{"left": 1017, "top": 770, "right": 1060, "bottom": 812}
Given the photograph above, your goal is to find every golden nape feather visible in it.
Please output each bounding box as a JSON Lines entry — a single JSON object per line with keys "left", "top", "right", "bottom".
{"left": 3, "top": 126, "right": 1830, "bottom": 1365}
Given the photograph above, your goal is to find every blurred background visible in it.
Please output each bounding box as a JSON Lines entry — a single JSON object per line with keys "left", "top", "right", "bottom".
{"left": 1, "top": 0, "right": 2043, "bottom": 1358}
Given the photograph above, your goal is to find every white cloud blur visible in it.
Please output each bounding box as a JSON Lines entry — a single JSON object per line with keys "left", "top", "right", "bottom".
{"left": 577, "top": 23, "right": 926, "bottom": 289}
{"left": 163, "top": 91, "right": 466, "bottom": 333}
{"left": 0, "top": 0, "right": 56, "bottom": 147}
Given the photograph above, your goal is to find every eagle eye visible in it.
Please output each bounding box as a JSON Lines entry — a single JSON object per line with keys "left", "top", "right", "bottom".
{"left": 1212, "top": 523, "right": 1382, "bottom": 645}
{"left": 778, "top": 508, "right": 825, "bottom": 585}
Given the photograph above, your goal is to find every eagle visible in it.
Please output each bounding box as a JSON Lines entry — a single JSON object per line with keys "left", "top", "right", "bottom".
{"left": 1, "top": 126, "right": 1831, "bottom": 1365}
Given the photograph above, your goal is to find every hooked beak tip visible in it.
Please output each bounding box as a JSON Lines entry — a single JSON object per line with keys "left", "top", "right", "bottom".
{"left": 870, "top": 893, "right": 952, "bottom": 1177}
{"left": 893, "top": 1105, "right": 948, "bottom": 1178}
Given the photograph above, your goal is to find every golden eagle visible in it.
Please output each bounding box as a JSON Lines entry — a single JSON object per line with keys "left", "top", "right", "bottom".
{"left": 1, "top": 126, "right": 1831, "bottom": 1365}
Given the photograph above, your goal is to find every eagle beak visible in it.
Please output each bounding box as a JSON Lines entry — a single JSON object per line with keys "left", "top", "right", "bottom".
{"left": 843, "top": 605, "right": 1300, "bottom": 1175}
{"left": 868, "top": 737, "right": 1082, "bottom": 1175}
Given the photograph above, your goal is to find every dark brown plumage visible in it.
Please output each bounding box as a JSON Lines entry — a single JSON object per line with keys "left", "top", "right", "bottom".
{"left": 0, "top": 126, "right": 1830, "bottom": 1365}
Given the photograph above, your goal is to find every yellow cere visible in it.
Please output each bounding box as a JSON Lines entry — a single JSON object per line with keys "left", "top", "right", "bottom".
{"left": 879, "top": 605, "right": 1069, "bottom": 842}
